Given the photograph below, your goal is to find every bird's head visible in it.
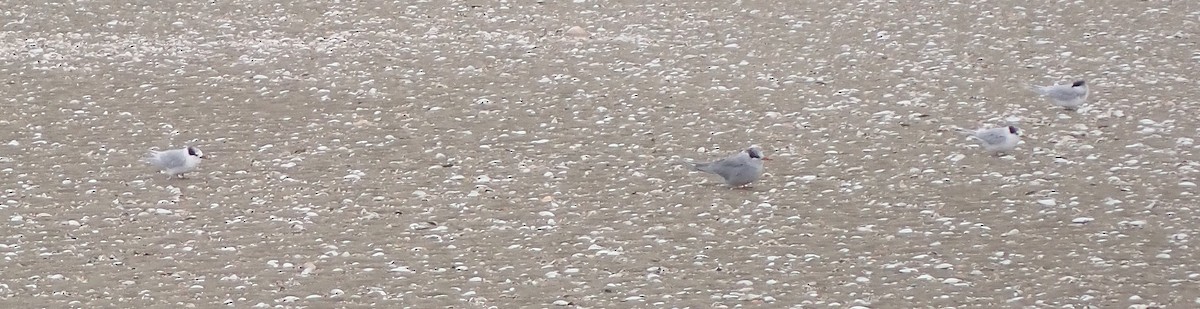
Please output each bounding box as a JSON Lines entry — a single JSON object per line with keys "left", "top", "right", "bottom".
{"left": 187, "top": 146, "right": 208, "bottom": 159}
{"left": 746, "top": 145, "right": 771, "bottom": 161}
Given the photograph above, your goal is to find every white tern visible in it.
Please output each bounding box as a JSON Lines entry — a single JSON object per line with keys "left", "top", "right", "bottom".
{"left": 147, "top": 146, "right": 207, "bottom": 179}
{"left": 957, "top": 126, "right": 1021, "bottom": 155}
{"left": 679, "top": 145, "right": 770, "bottom": 188}
{"left": 1032, "top": 80, "right": 1088, "bottom": 110}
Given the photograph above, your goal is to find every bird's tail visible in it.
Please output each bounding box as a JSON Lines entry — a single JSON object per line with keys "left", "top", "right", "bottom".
{"left": 949, "top": 125, "right": 975, "bottom": 136}
{"left": 145, "top": 151, "right": 162, "bottom": 165}
{"left": 948, "top": 126, "right": 987, "bottom": 143}
{"left": 674, "top": 160, "right": 705, "bottom": 171}
{"left": 1027, "top": 84, "right": 1051, "bottom": 96}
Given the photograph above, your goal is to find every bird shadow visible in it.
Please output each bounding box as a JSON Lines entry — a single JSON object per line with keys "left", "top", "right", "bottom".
{"left": 694, "top": 183, "right": 764, "bottom": 192}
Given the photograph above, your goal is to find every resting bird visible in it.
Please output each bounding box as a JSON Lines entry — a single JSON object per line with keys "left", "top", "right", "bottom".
{"left": 679, "top": 145, "right": 770, "bottom": 188}
{"left": 147, "top": 146, "right": 207, "bottom": 179}
{"left": 1032, "top": 80, "right": 1088, "bottom": 110}
{"left": 956, "top": 126, "right": 1021, "bottom": 156}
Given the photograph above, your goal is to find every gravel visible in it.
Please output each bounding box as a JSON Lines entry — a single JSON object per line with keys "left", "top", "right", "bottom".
{"left": 0, "top": 0, "right": 1197, "bottom": 308}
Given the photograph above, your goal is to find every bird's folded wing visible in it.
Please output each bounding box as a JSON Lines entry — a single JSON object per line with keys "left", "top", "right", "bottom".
{"left": 710, "top": 158, "right": 749, "bottom": 179}
{"left": 976, "top": 131, "right": 1008, "bottom": 145}
{"left": 150, "top": 151, "right": 185, "bottom": 168}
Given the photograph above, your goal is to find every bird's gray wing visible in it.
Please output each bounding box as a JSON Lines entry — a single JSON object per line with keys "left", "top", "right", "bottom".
{"left": 1039, "top": 85, "right": 1083, "bottom": 100}
{"left": 975, "top": 129, "right": 1008, "bottom": 146}
{"left": 149, "top": 150, "right": 186, "bottom": 168}
{"left": 705, "top": 157, "right": 751, "bottom": 180}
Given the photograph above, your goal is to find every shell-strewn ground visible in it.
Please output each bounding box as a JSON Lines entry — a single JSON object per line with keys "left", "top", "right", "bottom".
{"left": 1, "top": 0, "right": 1198, "bottom": 308}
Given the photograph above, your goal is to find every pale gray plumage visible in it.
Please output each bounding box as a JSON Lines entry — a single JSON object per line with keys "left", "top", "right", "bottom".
{"left": 1032, "top": 80, "right": 1088, "bottom": 110}
{"left": 960, "top": 126, "right": 1020, "bottom": 155}
{"left": 681, "top": 145, "right": 768, "bottom": 188}
{"left": 147, "top": 146, "right": 206, "bottom": 179}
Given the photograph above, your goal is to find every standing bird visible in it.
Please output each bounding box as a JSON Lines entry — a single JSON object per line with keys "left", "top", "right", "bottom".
{"left": 147, "top": 146, "right": 208, "bottom": 179}
{"left": 957, "top": 126, "right": 1021, "bottom": 156}
{"left": 1032, "top": 80, "right": 1089, "bottom": 110}
{"left": 679, "top": 145, "right": 770, "bottom": 188}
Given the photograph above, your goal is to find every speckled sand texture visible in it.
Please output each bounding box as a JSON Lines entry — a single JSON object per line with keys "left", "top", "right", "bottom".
{"left": 0, "top": 0, "right": 1198, "bottom": 308}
